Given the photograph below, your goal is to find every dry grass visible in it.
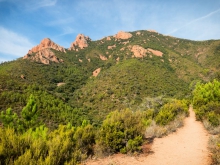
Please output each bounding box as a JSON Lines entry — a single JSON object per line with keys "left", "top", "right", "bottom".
{"left": 208, "top": 135, "right": 220, "bottom": 165}
{"left": 145, "top": 114, "right": 185, "bottom": 138}
{"left": 203, "top": 120, "right": 220, "bottom": 135}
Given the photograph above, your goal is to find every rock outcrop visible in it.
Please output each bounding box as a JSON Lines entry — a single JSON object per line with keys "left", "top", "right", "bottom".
{"left": 99, "top": 55, "right": 108, "bottom": 61}
{"left": 130, "top": 45, "right": 147, "bottom": 58}
{"left": 69, "top": 34, "right": 91, "bottom": 50}
{"left": 147, "top": 48, "right": 163, "bottom": 57}
{"left": 27, "top": 38, "right": 66, "bottom": 54}
{"left": 129, "top": 45, "right": 163, "bottom": 58}
{"left": 114, "top": 31, "right": 132, "bottom": 39}
{"left": 23, "top": 38, "right": 65, "bottom": 64}
{"left": 93, "top": 68, "right": 101, "bottom": 77}
{"left": 108, "top": 44, "right": 116, "bottom": 50}
{"left": 23, "top": 49, "right": 63, "bottom": 65}
{"left": 147, "top": 29, "right": 157, "bottom": 33}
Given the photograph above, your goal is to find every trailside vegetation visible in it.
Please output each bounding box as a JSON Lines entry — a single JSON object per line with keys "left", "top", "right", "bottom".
{"left": 0, "top": 97, "right": 189, "bottom": 164}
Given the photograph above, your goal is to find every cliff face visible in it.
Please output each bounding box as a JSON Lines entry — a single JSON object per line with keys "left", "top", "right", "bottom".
{"left": 69, "top": 34, "right": 91, "bottom": 50}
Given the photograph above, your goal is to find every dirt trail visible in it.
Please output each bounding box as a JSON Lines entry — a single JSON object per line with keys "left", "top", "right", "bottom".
{"left": 84, "top": 107, "right": 212, "bottom": 165}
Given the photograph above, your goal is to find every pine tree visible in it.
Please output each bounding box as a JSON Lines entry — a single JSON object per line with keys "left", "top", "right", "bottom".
{"left": 19, "top": 94, "right": 38, "bottom": 131}
{"left": 0, "top": 108, "right": 17, "bottom": 128}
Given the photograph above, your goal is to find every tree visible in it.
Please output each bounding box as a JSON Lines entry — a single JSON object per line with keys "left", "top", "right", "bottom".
{"left": 0, "top": 108, "right": 17, "bottom": 128}
{"left": 18, "top": 94, "right": 39, "bottom": 132}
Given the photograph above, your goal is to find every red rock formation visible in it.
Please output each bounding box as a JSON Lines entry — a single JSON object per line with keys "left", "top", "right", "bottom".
{"left": 115, "top": 31, "right": 132, "bottom": 39}
{"left": 99, "top": 55, "right": 108, "bottom": 61}
{"left": 69, "top": 34, "right": 91, "bottom": 50}
{"left": 27, "top": 38, "right": 66, "bottom": 54}
{"left": 23, "top": 38, "right": 65, "bottom": 64}
{"left": 129, "top": 45, "right": 147, "bottom": 58}
{"left": 129, "top": 45, "right": 163, "bottom": 58}
{"left": 147, "top": 29, "right": 157, "bottom": 33}
{"left": 23, "top": 49, "right": 63, "bottom": 65}
{"left": 93, "top": 68, "right": 101, "bottom": 77}
{"left": 106, "top": 36, "right": 111, "bottom": 40}
{"left": 147, "top": 48, "right": 163, "bottom": 57}
{"left": 108, "top": 44, "right": 116, "bottom": 49}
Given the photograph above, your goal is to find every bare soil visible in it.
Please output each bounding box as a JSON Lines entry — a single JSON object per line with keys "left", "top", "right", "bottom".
{"left": 84, "top": 107, "right": 212, "bottom": 165}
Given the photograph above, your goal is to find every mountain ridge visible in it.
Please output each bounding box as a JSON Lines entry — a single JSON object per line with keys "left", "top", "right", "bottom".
{"left": 0, "top": 29, "right": 220, "bottom": 128}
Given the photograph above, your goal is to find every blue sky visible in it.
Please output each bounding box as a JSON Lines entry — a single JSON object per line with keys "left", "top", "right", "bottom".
{"left": 0, "top": 0, "right": 220, "bottom": 62}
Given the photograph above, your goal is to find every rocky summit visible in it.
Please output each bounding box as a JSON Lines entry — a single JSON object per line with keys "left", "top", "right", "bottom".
{"left": 23, "top": 38, "right": 65, "bottom": 64}
{"left": 26, "top": 38, "right": 66, "bottom": 54}
{"left": 69, "top": 34, "right": 91, "bottom": 50}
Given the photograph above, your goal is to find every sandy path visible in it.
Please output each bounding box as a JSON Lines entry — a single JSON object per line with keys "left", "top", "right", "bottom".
{"left": 84, "top": 107, "right": 212, "bottom": 165}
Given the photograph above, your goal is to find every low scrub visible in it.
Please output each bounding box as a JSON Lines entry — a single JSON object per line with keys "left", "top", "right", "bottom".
{"left": 0, "top": 123, "right": 95, "bottom": 165}
{"left": 208, "top": 135, "right": 220, "bottom": 165}
{"left": 145, "top": 114, "right": 185, "bottom": 138}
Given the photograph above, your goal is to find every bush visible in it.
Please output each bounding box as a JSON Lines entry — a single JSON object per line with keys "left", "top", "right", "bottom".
{"left": 155, "top": 100, "right": 188, "bottom": 126}
{"left": 0, "top": 123, "right": 95, "bottom": 165}
{"left": 192, "top": 80, "right": 220, "bottom": 127}
{"left": 209, "top": 135, "right": 220, "bottom": 165}
{"left": 96, "top": 109, "right": 145, "bottom": 154}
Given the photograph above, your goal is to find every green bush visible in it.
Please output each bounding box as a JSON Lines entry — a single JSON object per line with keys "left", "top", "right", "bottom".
{"left": 155, "top": 100, "right": 188, "bottom": 126}
{"left": 0, "top": 123, "right": 95, "bottom": 165}
{"left": 192, "top": 80, "right": 220, "bottom": 126}
{"left": 97, "top": 109, "right": 145, "bottom": 154}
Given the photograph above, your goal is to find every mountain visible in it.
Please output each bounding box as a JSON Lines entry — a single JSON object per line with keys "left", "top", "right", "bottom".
{"left": 0, "top": 30, "right": 220, "bottom": 128}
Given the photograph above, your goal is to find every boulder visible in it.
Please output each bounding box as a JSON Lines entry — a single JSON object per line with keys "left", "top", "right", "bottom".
{"left": 115, "top": 31, "right": 132, "bottom": 39}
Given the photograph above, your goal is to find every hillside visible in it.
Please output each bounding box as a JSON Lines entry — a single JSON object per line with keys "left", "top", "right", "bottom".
{"left": 0, "top": 30, "right": 220, "bottom": 128}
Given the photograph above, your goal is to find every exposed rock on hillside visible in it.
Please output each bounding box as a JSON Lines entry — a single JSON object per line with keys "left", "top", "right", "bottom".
{"left": 93, "top": 68, "right": 101, "bottom": 77}
{"left": 69, "top": 34, "right": 91, "bottom": 50}
{"left": 23, "top": 38, "right": 65, "bottom": 64}
{"left": 136, "top": 31, "right": 141, "bottom": 35}
{"left": 147, "top": 48, "right": 163, "bottom": 57}
{"left": 129, "top": 45, "right": 147, "bottom": 58}
{"left": 115, "top": 31, "right": 132, "bottom": 39}
{"left": 129, "top": 45, "right": 163, "bottom": 58}
{"left": 23, "top": 49, "right": 63, "bottom": 65}
{"left": 27, "top": 38, "right": 66, "bottom": 54}
{"left": 108, "top": 45, "right": 116, "bottom": 49}
{"left": 106, "top": 36, "right": 111, "bottom": 40}
{"left": 147, "top": 29, "right": 157, "bottom": 33}
{"left": 99, "top": 55, "right": 108, "bottom": 61}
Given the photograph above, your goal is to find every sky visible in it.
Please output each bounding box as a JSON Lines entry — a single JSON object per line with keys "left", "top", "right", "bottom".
{"left": 0, "top": 0, "right": 220, "bottom": 63}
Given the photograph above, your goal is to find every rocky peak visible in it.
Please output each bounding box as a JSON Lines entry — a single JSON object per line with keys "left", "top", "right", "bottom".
{"left": 114, "top": 31, "right": 132, "bottom": 39}
{"left": 23, "top": 38, "right": 65, "bottom": 64}
{"left": 27, "top": 38, "right": 66, "bottom": 54}
{"left": 69, "top": 34, "right": 91, "bottom": 50}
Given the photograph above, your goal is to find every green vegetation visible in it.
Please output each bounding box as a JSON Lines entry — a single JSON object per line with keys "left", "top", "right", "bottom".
{"left": 192, "top": 80, "right": 220, "bottom": 164}
{"left": 0, "top": 98, "right": 188, "bottom": 164}
{"left": 155, "top": 100, "right": 189, "bottom": 126}
{"left": 193, "top": 79, "right": 220, "bottom": 127}
{"left": 0, "top": 30, "right": 220, "bottom": 164}
{"left": 97, "top": 109, "right": 145, "bottom": 154}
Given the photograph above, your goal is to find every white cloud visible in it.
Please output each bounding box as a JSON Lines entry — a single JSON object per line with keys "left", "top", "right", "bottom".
{"left": 168, "top": 8, "right": 220, "bottom": 35}
{"left": 0, "top": 27, "right": 34, "bottom": 58}
{"left": 47, "top": 17, "right": 74, "bottom": 26}
{"left": 34, "top": 0, "right": 57, "bottom": 8}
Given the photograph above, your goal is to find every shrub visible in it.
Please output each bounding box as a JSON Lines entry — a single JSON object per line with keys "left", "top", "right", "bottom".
{"left": 0, "top": 123, "right": 95, "bottom": 165}
{"left": 208, "top": 135, "right": 220, "bottom": 165}
{"left": 97, "top": 109, "right": 145, "bottom": 154}
{"left": 155, "top": 100, "right": 188, "bottom": 126}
